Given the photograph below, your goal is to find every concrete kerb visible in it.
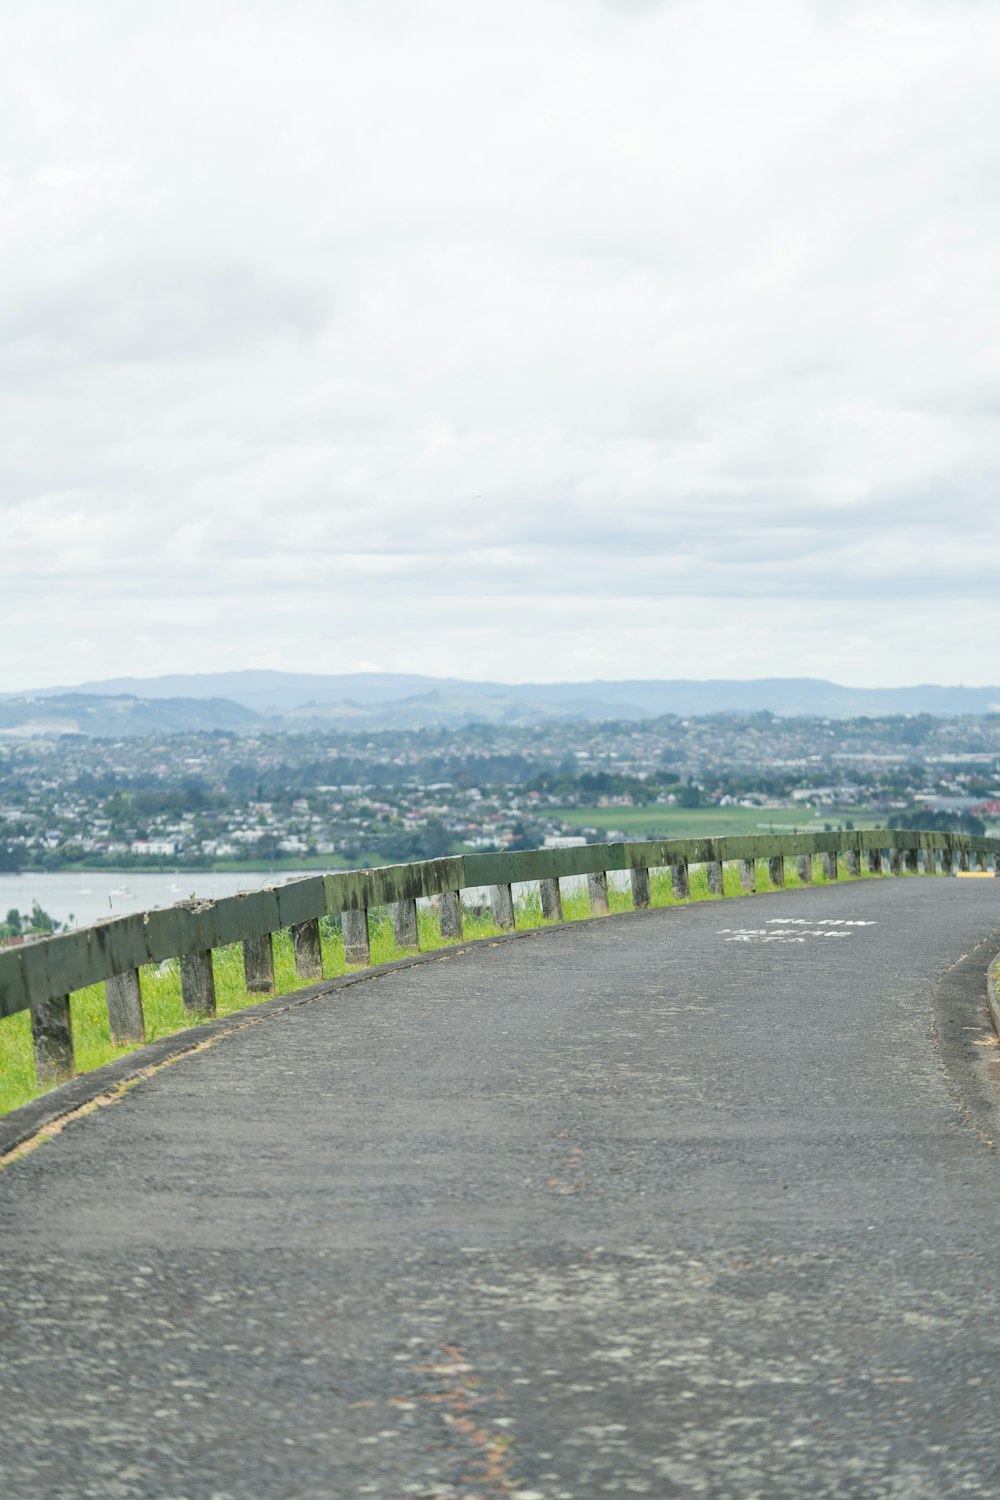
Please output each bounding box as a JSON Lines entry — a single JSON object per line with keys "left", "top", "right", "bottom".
{"left": 987, "top": 952, "right": 1000, "bottom": 1044}
{"left": 929, "top": 929, "right": 1000, "bottom": 1159}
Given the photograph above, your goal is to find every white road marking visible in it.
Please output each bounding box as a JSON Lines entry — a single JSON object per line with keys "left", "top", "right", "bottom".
{"left": 718, "top": 917, "right": 878, "bottom": 944}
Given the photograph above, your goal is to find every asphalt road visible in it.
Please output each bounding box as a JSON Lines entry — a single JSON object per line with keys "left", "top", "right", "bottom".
{"left": 3, "top": 877, "right": 1000, "bottom": 1499}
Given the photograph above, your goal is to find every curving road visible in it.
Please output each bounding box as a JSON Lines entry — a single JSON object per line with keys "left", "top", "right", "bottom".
{"left": 2, "top": 878, "right": 1000, "bottom": 1498}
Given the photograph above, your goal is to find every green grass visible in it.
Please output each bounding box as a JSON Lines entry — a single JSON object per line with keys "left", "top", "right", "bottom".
{"left": 550, "top": 805, "right": 882, "bottom": 838}
{"left": 0, "top": 852, "right": 927, "bottom": 1121}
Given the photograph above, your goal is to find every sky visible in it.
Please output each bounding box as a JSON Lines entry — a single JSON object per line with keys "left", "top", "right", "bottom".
{"left": 2, "top": 0, "right": 999, "bottom": 693}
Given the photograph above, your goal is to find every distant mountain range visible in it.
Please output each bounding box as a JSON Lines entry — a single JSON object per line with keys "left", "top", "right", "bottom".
{"left": 0, "top": 693, "right": 264, "bottom": 739}
{"left": 1, "top": 672, "right": 1000, "bottom": 737}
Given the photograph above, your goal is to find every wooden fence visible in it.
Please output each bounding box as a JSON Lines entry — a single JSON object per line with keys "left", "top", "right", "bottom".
{"left": 2, "top": 828, "right": 996, "bottom": 1089}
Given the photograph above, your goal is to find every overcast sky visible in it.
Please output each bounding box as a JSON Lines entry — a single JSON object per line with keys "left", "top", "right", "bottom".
{"left": 2, "top": 0, "right": 999, "bottom": 692}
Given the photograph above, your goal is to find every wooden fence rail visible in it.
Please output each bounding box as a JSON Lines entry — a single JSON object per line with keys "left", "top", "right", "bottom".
{"left": 2, "top": 829, "right": 996, "bottom": 1087}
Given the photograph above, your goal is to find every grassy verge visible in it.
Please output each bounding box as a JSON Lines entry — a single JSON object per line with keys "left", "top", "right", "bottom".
{"left": 0, "top": 853, "right": 919, "bottom": 1119}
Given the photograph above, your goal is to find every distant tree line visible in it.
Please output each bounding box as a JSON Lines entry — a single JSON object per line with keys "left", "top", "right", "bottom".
{"left": 888, "top": 809, "right": 986, "bottom": 836}
{"left": 0, "top": 901, "right": 58, "bottom": 940}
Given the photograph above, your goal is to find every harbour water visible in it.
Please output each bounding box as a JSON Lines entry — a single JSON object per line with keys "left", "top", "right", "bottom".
{"left": 0, "top": 870, "right": 320, "bottom": 931}
{"left": 0, "top": 866, "right": 630, "bottom": 934}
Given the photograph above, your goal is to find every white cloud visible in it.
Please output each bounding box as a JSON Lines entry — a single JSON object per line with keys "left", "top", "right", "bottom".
{"left": 1, "top": 0, "right": 999, "bottom": 690}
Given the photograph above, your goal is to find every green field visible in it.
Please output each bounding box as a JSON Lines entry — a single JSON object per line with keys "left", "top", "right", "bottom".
{"left": 551, "top": 805, "right": 881, "bottom": 839}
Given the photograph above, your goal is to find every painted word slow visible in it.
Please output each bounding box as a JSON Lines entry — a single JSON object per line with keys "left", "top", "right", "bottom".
{"left": 719, "top": 918, "right": 878, "bottom": 944}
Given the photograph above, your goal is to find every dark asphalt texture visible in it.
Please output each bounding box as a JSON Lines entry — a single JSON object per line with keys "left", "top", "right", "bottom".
{"left": 3, "top": 878, "right": 1000, "bottom": 1499}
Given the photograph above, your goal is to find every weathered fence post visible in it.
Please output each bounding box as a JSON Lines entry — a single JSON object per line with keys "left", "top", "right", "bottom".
{"left": 343, "top": 907, "right": 371, "bottom": 966}
{"left": 867, "top": 848, "right": 883, "bottom": 875}
{"left": 491, "top": 884, "right": 515, "bottom": 931}
{"left": 105, "top": 970, "right": 145, "bottom": 1046}
{"left": 994, "top": 852, "right": 1000, "bottom": 876}
{"left": 905, "top": 848, "right": 920, "bottom": 875}
{"left": 924, "top": 847, "right": 938, "bottom": 875}
{"left": 797, "top": 854, "right": 813, "bottom": 883}
{"left": 630, "top": 865, "right": 651, "bottom": 910}
{"left": 739, "top": 858, "right": 756, "bottom": 893}
{"left": 243, "top": 934, "right": 275, "bottom": 995}
{"left": 958, "top": 848, "right": 971, "bottom": 873}
{"left": 588, "top": 871, "right": 610, "bottom": 915}
{"left": 292, "top": 918, "right": 324, "bottom": 980}
{"left": 768, "top": 855, "right": 785, "bottom": 888}
{"left": 706, "top": 861, "right": 724, "bottom": 896}
{"left": 540, "top": 877, "right": 563, "bottom": 922}
{"left": 823, "top": 851, "right": 839, "bottom": 881}
{"left": 672, "top": 862, "right": 689, "bottom": 899}
{"left": 889, "top": 847, "right": 903, "bottom": 876}
{"left": 439, "top": 890, "right": 463, "bottom": 939}
{"left": 392, "top": 898, "right": 420, "bottom": 950}
{"left": 31, "top": 994, "right": 74, "bottom": 1084}
{"left": 941, "top": 848, "right": 955, "bottom": 877}
{"left": 977, "top": 851, "right": 988, "bottom": 873}
{"left": 846, "top": 850, "right": 862, "bottom": 878}
{"left": 180, "top": 950, "right": 217, "bottom": 1016}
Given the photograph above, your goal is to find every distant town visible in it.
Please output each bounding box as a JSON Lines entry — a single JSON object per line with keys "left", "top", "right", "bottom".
{"left": 1, "top": 711, "right": 998, "bottom": 875}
